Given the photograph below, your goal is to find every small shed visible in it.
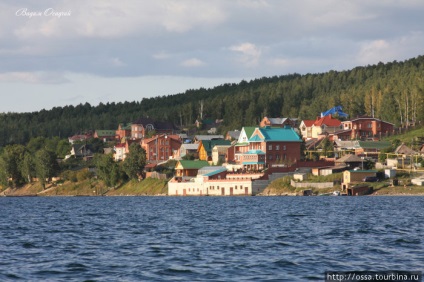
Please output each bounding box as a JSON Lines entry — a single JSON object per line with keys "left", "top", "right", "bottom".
{"left": 342, "top": 170, "right": 377, "bottom": 190}
{"left": 347, "top": 185, "right": 373, "bottom": 196}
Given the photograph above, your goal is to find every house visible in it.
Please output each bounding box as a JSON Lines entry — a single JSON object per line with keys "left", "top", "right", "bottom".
{"left": 116, "top": 123, "right": 132, "bottom": 140}
{"left": 234, "top": 125, "right": 302, "bottom": 170}
{"left": 194, "top": 135, "right": 224, "bottom": 142}
{"left": 225, "top": 130, "right": 240, "bottom": 141}
{"left": 342, "top": 169, "right": 377, "bottom": 190}
{"left": 68, "top": 133, "right": 92, "bottom": 144}
{"left": 141, "top": 134, "right": 182, "bottom": 163}
{"left": 212, "top": 145, "right": 232, "bottom": 165}
{"left": 94, "top": 130, "right": 116, "bottom": 142}
{"left": 68, "top": 144, "right": 93, "bottom": 159}
{"left": 176, "top": 143, "right": 199, "bottom": 159}
{"left": 131, "top": 118, "right": 177, "bottom": 139}
{"left": 335, "top": 154, "right": 364, "bottom": 169}
{"left": 260, "top": 117, "right": 298, "bottom": 128}
{"left": 174, "top": 160, "right": 209, "bottom": 178}
{"left": 354, "top": 141, "right": 391, "bottom": 159}
{"left": 113, "top": 143, "right": 126, "bottom": 161}
{"left": 394, "top": 143, "right": 417, "bottom": 156}
{"left": 198, "top": 139, "right": 231, "bottom": 161}
{"left": 341, "top": 116, "right": 395, "bottom": 140}
{"left": 299, "top": 115, "right": 342, "bottom": 139}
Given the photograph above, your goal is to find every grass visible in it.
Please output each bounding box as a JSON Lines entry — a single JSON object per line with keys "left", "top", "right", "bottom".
{"left": 107, "top": 178, "right": 168, "bottom": 196}
{"left": 2, "top": 177, "right": 168, "bottom": 196}
{"left": 383, "top": 126, "right": 424, "bottom": 145}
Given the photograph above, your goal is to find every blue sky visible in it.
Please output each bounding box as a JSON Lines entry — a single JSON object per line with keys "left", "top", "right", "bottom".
{"left": 1, "top": 0, "right": 424, "bottom": 112}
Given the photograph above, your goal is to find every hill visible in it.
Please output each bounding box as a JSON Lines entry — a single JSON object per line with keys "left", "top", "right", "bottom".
{"left": 1, "top": 55, "right": 424, "bottom": 147}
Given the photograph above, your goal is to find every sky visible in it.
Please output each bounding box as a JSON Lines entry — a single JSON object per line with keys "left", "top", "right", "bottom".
{"left": 1, "top": 0, "right": 424, "bottom": 113}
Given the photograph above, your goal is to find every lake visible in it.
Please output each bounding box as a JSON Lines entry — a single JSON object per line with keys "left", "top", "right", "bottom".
{"left": 0, "top": 196, "right": 423, "bottom": 281}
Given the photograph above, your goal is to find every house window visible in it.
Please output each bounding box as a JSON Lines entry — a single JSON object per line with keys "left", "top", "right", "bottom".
{"left": 276, "top": 145, "right": 280, "bottom": 150}
{"left": 268, "top": 145, "right": 272, "bottom": 150}
{"left": 367, "top": 123, "right": 372, "bottom": 128}
{"left": 269, "top": 155, "right": 273, "bottom": 160}
{"left": 283, "top": 145, "right": 286, "bottom": 150}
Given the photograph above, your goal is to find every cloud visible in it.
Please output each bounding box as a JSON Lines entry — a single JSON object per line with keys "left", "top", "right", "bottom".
{"left": 181, "top": 58, "right": 206, "bottom": 67}
{"left": 0, "top": 72, "right": 70, "bottom": 84}
{"left": 229, "top": 42, "right": 262, "bottom": 67}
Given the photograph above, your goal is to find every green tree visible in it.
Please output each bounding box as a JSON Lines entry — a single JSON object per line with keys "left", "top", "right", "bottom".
{"left": 94, "top": 153, "right": 122, "bottom": 187}
{"left": 21, "top": 152, "right": 35, "bottom": 184}
{"left": 35, "top": 149, "right": 58, "bottom": 189}
{"left": 1, "top": 144, "right": 26, "bottom": 187}
{"left": 319, "top": 137, "right": 334, "bottom": 157}
{"left": 123, "top": 143, "right": 147, "bottom": 180}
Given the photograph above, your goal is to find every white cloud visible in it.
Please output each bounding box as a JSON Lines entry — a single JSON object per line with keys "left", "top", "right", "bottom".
{"left": 229, "top": 42, "right": 262, "bottom": 67}
{"left": 0, "top": 72, "right": 70, "bottom": 84}
{"left": 181, "top": 58, "right": 206, "bottom": 67}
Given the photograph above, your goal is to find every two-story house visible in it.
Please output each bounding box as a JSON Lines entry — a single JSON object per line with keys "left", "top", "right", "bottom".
{"left": 234, "top": 126, "right": 302, "bottom": 170}
{"left": 141, "top": 134, "right": 182, "bottom": 163}
{"left": 131, "top": 118, "right": 177, "bottom": 139}
{"left": 341, "top": 116, "right": 394, "bottom": 140}
{"left": 299, "top": 115, "right": 342, "bottom": 139}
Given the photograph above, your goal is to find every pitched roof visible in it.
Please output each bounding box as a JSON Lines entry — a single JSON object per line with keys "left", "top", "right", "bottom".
{"left": 243, "top": 127, "right": 256, "bottom": 139}
{"left": 313, "top": 115, "right": 341, "bottom": 127}
{"left": 199, "top": 140, "right": 231, "bottom": 155}
{"left": 226, "top": 130, "right": 241, "bottom": 140}
{"left": 302, "top": 120, "right": 315, "bottom": 127}
{"left": 257, "top": 126, "right": 302, "bottom": 142}
{"left": 335, "top": 154, "right": 363, "bottom": 163}
{"left": 178, "top": 160, "right": 209, "bottom": 169}
{"left": 395, "top": 144, "right": 417, "bottom": 155}
{"left": 180, "top": 143, "right": 199, "bottom": 150}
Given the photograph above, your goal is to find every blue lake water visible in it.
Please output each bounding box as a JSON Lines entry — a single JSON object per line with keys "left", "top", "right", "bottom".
{"left": 0, "top": 196, "right": 423, "bottom": 281}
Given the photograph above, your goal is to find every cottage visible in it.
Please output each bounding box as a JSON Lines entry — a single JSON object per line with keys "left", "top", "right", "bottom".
{"left": 341, "top": 116, "right": 394, "bottom": 140}
{"left": 174, "top": 160, "right": 209, "bottom": 178}
{"left": 94, "top": 130, "right": 116, "bottom": 142}
{"left": 197, "top": 139, "right": 231, "bottom": 162}
{"left": 299, "top": 115, "right": 342, "bottom": 139}
{"left": 260, "top": 117, "right": 298, "bottom": 128}
{"left": 131, "top": 118, "right": 177, "bottom": 139}
{"left": 335, "top": 154, "right": 364, "bottom": 169}
{"left": 176, "top": 143, "right": 199, "bottom": 159}
{"left": 342, "top": 170, "right": 377, "bottom": 190}
{"left": 116, "top": 123, "right": 132, "bottom": 140}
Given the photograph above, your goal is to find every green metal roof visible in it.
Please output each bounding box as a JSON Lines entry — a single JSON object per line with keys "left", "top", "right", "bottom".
{"left": 356, "top": 141, "right": 391, "bottom": 149}
{"left": 178, "top": 160, "right": 209, "bottom": 169}
{"left": 243, "top": 127, "right": 257, "bottom": 139}
{"left": 201, "top": 140, "right": 231, "bottom": 155}
{"left": 95, "top": 130, "right": 116, "bottom": 137}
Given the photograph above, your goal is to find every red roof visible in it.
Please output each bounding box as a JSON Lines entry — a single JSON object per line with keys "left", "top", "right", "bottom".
{"left": 303, "top": 120, "right": 315, "bottom": 127}
{"left": 313, "top": 115, "right": 341, "bottom": 127}
{"left": 115, "top": 143, "right": 126, "bottom": 148}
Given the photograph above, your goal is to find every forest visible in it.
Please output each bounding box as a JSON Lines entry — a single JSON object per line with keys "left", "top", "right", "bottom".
{"left": 0, "top": 55, "right": 423, "bottom": 148}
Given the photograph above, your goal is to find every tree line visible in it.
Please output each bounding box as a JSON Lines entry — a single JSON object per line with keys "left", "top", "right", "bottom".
{"left": 0, "top": 137, "right": 147, "bottom": 189}
{"left": 1, "top": 55, "right": 424, "bottom": 148}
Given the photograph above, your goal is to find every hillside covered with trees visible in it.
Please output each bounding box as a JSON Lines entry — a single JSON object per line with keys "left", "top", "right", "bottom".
{"left": 1, "top": 55, "right": 424, "bottom": 148}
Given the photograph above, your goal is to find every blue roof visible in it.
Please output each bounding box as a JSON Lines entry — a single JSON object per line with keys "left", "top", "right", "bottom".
{"left": 242, "top": 161, "right": 265, "bottom": 165}
{"left": 200, "top": 167, "right": 227, "bottom": 177}
{"left": 249, "top": 135, "right": 264, "bottom": 142}
{"left": 246, "top": 150, "right": 265, "bottom": 154}
{"left": 251, "top": 127, "right": 302, "bottom": 142}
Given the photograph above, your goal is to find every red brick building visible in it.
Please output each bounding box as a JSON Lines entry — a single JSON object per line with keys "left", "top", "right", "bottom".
{"left": 141, "top": 134, "right": 182, "bottom": 163}
{"left": 341, "top": 116, "right": 394, "bottom": 140}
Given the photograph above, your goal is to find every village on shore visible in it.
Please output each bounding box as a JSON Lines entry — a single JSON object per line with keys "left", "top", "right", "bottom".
{"left": 3, "top": 107, "right": 424, "bottom": 197}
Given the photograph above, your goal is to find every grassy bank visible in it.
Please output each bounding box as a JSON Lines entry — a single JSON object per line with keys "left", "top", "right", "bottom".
{"left": 1, "top": 178, "right": 168, "bottom": 196}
